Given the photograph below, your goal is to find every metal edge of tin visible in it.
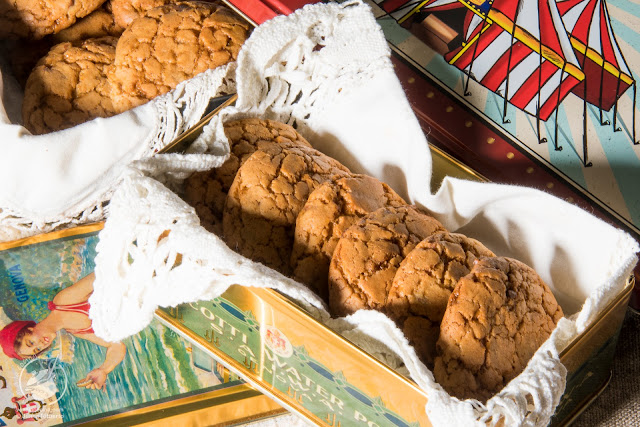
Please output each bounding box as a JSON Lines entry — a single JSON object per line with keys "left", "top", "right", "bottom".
{"left": 557, "top": 371, "right": 613, "bottom": 427}
{"left": 0, "top": 222, "right": 104, "bottom": 252}
{"left": 221, "top": 0, "right": 261, "bottom": 26}
{"left": 558, "top": 275, "right": 634, "bottom": 361}
{"left": 158, "top": 93, "right": 238, "bottom": 155}
{"left": 428, "top": 140, "right": 488, "bottom": 184}
{"left": 221, "top": 0, "right": 262, "bottom": 27}
{"left": 79, "top": 383, "right": 285, "bottom": 426}
{"left": 153, "top": 310, "right": 323, "bottom": 426}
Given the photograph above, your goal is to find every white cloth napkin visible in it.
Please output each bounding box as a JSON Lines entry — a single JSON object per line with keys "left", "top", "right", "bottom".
{"left": 0, "top": 53, "right": 236, "bottom": 242}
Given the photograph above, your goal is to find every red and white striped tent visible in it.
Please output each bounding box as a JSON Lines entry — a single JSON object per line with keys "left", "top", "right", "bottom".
{"left": 380, "top": 0, "right": 586, "bottom": 121}
{"left": 557, "top": 0, "right": 634, "bottom": 112}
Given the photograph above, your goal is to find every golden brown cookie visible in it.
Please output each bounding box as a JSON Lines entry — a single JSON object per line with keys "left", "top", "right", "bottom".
{"left": 328, "top": 205, "right": 446, "bottom": 317}
{"left": 222, "top": 143, "right": 350, "bottom": 275}
{"left": 22, "top": 36, "right": 119, "bottom": 134}
{"left": 0, "top": 0, "right": 107, "bottom": 39}
{"left": 433, "top": 256, "right": 564, "bottom": 402}
{"left": 110, "top": 1, "right": 250, "bottom": 112}
{"left": 52, "top": 6, "right": 123, "bottom": 43}
{"left": 386, "top": 232, "right": 495, "bottom": 366}
{"left": 184, "top": 118, "right": 311, "bottom": 235}
{"left": 291, "top": 174, "right": 406, "bottom": 301}
{"left": 109, "top": 0, "right": 173, "bottom": 29}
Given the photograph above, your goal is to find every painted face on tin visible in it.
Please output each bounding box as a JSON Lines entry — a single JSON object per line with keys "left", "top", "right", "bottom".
{"left": 17, "top": 325, "right": 54, "bottom": 357}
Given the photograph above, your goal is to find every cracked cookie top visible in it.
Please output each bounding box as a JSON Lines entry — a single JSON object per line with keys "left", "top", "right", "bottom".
{"left": 184, "top": 118, "right": 311, "bottom": 235}
{"left": 328, "top": 205, "right": 445, "bottom": 317}
{"left": 22, "top": 36, "right": 119, "bottom": 134}
{"left": 109, "top": 0, "right": 173, "bottom": 29}
{"left": 433, "top": 256, "right": 564, "bottom": 402}
{"left": 291, "top": 174, "right": 406, "bottom": 301}
{"left": 110, "top": 1, "right": 249, "bottom": 111}
{"left": 222, "top": 142, "right": 350, "bottom": 275}
{"left": 52, "top": 6, "right": 123, "bottom": 43}
{"left": 386, "top": 231, "right": 495, "bottom": 366}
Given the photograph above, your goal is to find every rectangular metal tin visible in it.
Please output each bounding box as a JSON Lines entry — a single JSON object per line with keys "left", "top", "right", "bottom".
{"left": 154, "top": 145, "right": 633, "bottom": 427}
{"left": 155, "top": 275, "right": 633, "bottom": 427}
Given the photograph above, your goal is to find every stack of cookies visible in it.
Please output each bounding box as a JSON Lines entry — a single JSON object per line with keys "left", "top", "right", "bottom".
{"left": 183, "top": 117, "right": 565, "bottom": 403}
{"left": 1, "top": 0, "right": 250, "bottom": 134}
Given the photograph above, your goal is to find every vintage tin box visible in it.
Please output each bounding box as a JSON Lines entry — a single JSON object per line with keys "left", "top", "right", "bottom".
{"left": 155, "top": 252, "right": 633, "bottom": 427}
{"left": 152, "top": 142, "right": 634, "bottom": 426}
{"left": 0, "top": 225, "right": 285, "bottom": 426}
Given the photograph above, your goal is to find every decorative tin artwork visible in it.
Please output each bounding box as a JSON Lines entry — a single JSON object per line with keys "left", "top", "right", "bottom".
{"left": 158, "top": 300, "right": 422, "bottom": 427}
{"left": 369, "top": 0, "right": 640, "bottom": 238}
{"left": 0, "top": 225, "right": 278, "bottom": 426}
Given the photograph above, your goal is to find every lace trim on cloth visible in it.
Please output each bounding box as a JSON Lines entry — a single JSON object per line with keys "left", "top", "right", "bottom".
{"left": 81, "top": 1, "right": 638, "bottom": 426}
{"left": 0, "top": 63, "right": 237, "bottom": 243}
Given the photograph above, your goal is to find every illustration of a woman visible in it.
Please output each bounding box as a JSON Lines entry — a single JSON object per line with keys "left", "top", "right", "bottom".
{"left": 0, "top": 273, "right": 126, "bottom": 391}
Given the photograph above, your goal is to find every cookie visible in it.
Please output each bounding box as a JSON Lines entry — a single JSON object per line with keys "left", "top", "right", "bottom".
{"left": 328, "top": 205, "right": 446, "bottom": 317}
{"left": 291, "top": 174, "right": 406, "bottom": 301}
{"left": 433, "top": 256, "right": 564, "bottom": 402}
{"left": 52, "top": 6, "right": 123, "bottom": 43}
{"left": 386, "top": 232, "right": 495, "bottom": 366}
{"left": 110, "top": 1, "right": 249, "bottom": 111}
{"left": 184, "top": 118, "right": 311, "bottom": 234}
{"left": 222, "top": 143, "right": 350, "bottom": 275}
{"left": 0, "top": 0, "right": 107, "bottom": 39}
{"left": 22, "top": 36, "right": 119, "bottom": 134}
{"left": 109, "top": 0, "right": 173, "bottom": 29}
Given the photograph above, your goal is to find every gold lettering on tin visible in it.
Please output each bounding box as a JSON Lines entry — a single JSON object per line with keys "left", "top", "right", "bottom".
{"left": 243, "top": 356, "right": 257, "bottom": 372}
{"left": 166, "top": 306, "right": 183, "bottom": 321}
{"left": 324, "top": 413, "right": 341, "bottom": 427}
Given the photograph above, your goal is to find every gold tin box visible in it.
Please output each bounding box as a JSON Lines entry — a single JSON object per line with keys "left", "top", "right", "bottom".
{"left": 153, "top": 145, "right": 635, "bottom": 427}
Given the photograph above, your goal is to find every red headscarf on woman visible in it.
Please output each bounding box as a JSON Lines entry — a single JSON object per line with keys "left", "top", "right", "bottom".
{"left": 0, "top": 320, "right": 36, "bottom": 360}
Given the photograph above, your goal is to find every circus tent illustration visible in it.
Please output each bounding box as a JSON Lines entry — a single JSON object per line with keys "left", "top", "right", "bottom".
{"left": 377, "top": 0, "right": 638, "bottom": 166}
{"left": 557, "top": 0, "right": 637, "bottom": 161}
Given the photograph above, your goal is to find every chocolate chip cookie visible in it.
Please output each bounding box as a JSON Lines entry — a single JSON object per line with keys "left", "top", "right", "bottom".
{"left": 291, "top": 174, "right": 406, "bottom": 301}
{"left": 433, "top": 256, "right": 564, "bottom": 402}
{"left": 184, "top": 118, "right": 311, "bottom": 234}
{"left": 328, "top": 205, "right": 446, "bottom": 317}
{"left": 222, "top": 143, "right": 350, "bottom": 275}
{"left": 110, "top": 1, "right": 249, "bottom": 111}
{"left": 0, "top": 0, "right": 107, "bottom": 39}
{"left": 386, "top": 232, "right": 495, "bottom": 366}
{"left": 22, "top": 36, "right": 119, "bottom": 134}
